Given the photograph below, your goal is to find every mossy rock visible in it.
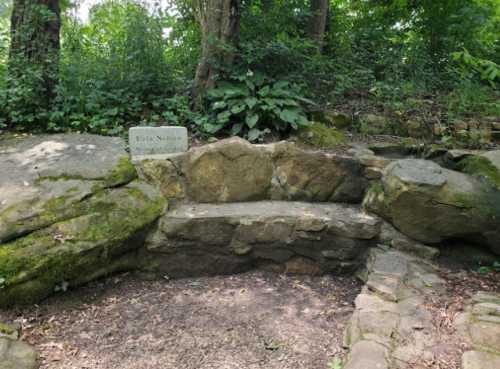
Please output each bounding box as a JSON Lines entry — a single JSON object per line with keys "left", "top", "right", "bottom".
{"left": 456, "top": 155, "right": 500, "bottom": 190}
{"left": 297, "top": 122, "right": 346, "bottom": 149}
{"left": 358, "top": 114, "right": 393, "bottom": 135}
{"left": 0, "top": 181, "right": 166, "bottom": 307}
{"left": 363, "top": 159, "right": 500, "bottom": 256}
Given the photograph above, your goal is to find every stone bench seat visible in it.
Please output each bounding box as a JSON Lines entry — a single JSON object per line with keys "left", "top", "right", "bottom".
{"left": 141, "top": 201, "right": 381, "bottom": 277}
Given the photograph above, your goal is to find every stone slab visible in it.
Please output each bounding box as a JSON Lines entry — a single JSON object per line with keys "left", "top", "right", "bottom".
{"left": 0, "top": 337, "right": 38, "bottom": 369}
{"left": 462, "top": 350, "right": 500, "bottom": 369}
{"left": 129, "top": 126, "right": 188, "bottom": 159}
{"left": 0, "top": 133, "right": 128, "bottom": 211}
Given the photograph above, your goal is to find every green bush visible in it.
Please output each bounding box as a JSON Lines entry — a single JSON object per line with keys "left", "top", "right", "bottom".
{"left": 202, "top": 71, "right": 311, "bottom": 141}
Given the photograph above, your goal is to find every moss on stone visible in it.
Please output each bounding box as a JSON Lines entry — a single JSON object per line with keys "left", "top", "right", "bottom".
{"left": 362, "top": 180, "right": 396, "bottom": 223}
{"left": 103, "top": 156, "right": 138, "bottom": 187}
{"left": 0, "top": 322, "right": 17, "bottom": 336}
{"left": 457, "top": 156, "right": 500, "bottom": 190}
{"left": 297, "top": 122, "right": 346, "bottom": 149}
{"left": 0, "top": 183, "right": 165, "bottom": 307}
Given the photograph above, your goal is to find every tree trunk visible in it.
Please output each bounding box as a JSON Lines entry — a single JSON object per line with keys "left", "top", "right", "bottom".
{"left": 307, "top": 0, "right": 328, "bottom": 51}
{"left": 8, "top": 0, "right": 60, "bottom": 113}
{"left": 192, "top": 0, "right": 240, "bottom": 109}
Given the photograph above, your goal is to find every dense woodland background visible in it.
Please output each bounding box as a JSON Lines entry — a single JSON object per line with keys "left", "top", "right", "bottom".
{"left": 0, "top": 0, "right": 499, "bottom": 144}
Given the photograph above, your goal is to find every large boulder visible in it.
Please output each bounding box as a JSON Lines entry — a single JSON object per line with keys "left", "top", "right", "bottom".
{"left": 270, "top": 142, "right": 368, "bottom": 202}
{"left": 138, "top": 138, "right": 368, "bottom": 204}
{"left": 184, "top": 137, "right": 274, "bottom": 202}
{"left": 0, "top": 134, "right": 165, "bottom": 306}
{"left": 0, "top": 134, "right": 137, "bottom": 243}
{"left": 364, "top": 159, "right": 500, "bottom": 255}
{"left": 456, "top": 150, "right": 500, "bottom": 190}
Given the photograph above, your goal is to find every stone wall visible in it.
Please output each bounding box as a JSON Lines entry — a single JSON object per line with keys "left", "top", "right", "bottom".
{"left": 135, "top": 137, "right": 369, "bottom": 204}
{"left": 2, "top": 134, "right": 500, "bottom": 307}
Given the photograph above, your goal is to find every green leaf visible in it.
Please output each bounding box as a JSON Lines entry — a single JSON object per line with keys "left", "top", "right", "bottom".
{"left": 213, "top": 101, "right": 227, "bottom": 110}
{"left": 207, "top": 88, "right": 226, "bottom": 99}
{"left": 245, "top": 113, "right": 259, "bottom": 128}
{"left": 273, "top": 80, "right": 290, "bottom": 90}
{"left": 231, "top": 104, "right": 246, "bottom": 114}
{"left": 217, "top": 111, "right": 231, "bottom": 124}
{"left": 205, "top": 123, "right": 224, "bottom": 134}
{"left": 279, "top": 108, "right": 299, "bottom": 124}
{"left": 247, "top": 128, "right": 262, "bottom": 141}
{"left": 245, "top": 97, "right": 258, "bottom": 109}
{"left": 231, "top": 123, "right": 243, "bottom": 135}
{"left": 258, "top": 85, "right": 270, "bottom": 97}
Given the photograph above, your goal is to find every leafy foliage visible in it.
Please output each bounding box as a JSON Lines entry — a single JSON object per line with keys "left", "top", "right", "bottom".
{"left": 203, "top": 71, "right": 310, "bottom": 141}
{"left": 0, "top": 0, "right": 499, "bottom": 141}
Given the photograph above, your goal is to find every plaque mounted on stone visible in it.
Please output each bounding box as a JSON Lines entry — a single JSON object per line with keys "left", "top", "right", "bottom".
{"left": 129, "top": 126, "right": 188, "bottom": 160}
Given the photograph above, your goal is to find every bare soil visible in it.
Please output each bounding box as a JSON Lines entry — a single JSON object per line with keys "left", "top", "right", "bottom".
{"left": 1, "top": 271, "right": 362, "bottom": 369}
{"left": 419, "top": 260, "right": 500, "bottom": 369}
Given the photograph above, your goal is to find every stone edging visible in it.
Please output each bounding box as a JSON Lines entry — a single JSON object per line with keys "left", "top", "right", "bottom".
{"left": 342, "top": 246, "right": 445, "bottom": 369}
{"left": 0, "top": 322, "right": 37, "bottom": 369}
{"left": 456, "top": 291, "right": 500, "bottom": 369}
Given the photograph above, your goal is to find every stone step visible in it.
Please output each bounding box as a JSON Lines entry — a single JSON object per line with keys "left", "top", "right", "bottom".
{"left": 141, "top": 201, "right": 381, "bottom": 277}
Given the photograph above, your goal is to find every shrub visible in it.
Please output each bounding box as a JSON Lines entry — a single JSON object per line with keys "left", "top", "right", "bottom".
{"left": 201, "top": 70, "right": 311, "bottom": 141}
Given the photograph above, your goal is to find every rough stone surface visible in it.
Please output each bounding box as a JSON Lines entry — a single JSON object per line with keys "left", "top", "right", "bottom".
{"left": 462, "top": 350, "right": 500, "bottom": 369}
{"left": 364, "top": 159, "right": 500, "bottom": 255}
{"left": 139, "top": 138, "right": 369, "bottom": 204}
{"left": 271, "top": 142, "right": 368, "bottom": 202}
{"left": 143, "top": 201, "right": 381, "bottom": 277}
{"left": 0, "top": 322, "right": 20, "bottom": 341}
{"left": 457, "top": 291, "right": 500, "bottom": 361}
{"left": 482, "top": 150, "right": 500, "bottom": 170}
{"left": 343, "top": 246, "right": 445, "bottom": 369}
{"left": 0, "top": 134, "right": 165, "bottom": 307}
{"left": 135, "top": 157, "right": 185, "bottom": 201}
{"left": 0, "top": 337, "right": 38, "bottom": 369}
{"left": 343, "top": 340, "right": 388, "bottom": 369}
{"left": 0, "top": 134, "right": 137, "bottom": 243}
{"left": 184, "top": 137, "right": 274, "bottom": 202}
{"left": 379, "top": 222, "right": 439, "bottom": 259}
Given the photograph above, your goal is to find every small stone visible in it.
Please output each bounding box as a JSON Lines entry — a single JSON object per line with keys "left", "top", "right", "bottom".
{"left": 472, "top": 292, "right": 500, "bottom": 305}
{"left": 469, "top": 321, "right": 500, "bottom": 352}
{"left": 370, "top": 250, "right": 409, "bottom": 277}
{"left": 357, "top": 154, "right": 392, "bottom": 169}
{"left": 391, "top": 238, "right": 439, "bottom": 260}
{"left": 230, "top": 239, "right": 253, "bottom": 255}
{"left": 355, "top": 293, "right": 398, "bottom": 313}
{"left": 453, "top": 121, "right": 469, "bottom": 131}
{"left": 364, "top": 167, "right": 384, "bottom": 179}
{"left": 472, "top": 302, "right": 500, "bottom": 317}
{"left": 0, "top": 337, "right": 38, "bottom": 369}
{"left": 462, "top": 350, "right": 500, "bottom": 369}
{"left": 0, "top": 322, "right": 21, "bottom": 341}
{"left": 343, "top": 340, "right": 389, "bottom": 369}
{"left": 366, "top": 273, "right": 400, "bottom": 302}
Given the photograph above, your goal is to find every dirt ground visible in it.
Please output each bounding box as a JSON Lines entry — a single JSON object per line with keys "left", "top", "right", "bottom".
{"left": 420, "top": 259, "right": 500, "bottom": 369}
{"left": 1, "top": 271, "right": 362, "bottom": 369}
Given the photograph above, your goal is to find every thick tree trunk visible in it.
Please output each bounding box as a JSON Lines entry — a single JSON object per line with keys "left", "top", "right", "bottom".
{"left": 192, "top": 0, "right": 240, "bottom": 109}
{"left": 8, "top": 0, "right": 60, "bottom": 111}
{"left": 307, "top": 0, "right": 329, "bottom": 51}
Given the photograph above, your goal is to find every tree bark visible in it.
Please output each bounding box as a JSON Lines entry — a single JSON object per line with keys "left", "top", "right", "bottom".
{"left": 307, "top": 0, "right": 329, "bottom": 51}
{"left": 192, "top": 0, "right": 240, "bottom": 109}
{"left": 8, "top": 0, "right": 60, "bottom": 109}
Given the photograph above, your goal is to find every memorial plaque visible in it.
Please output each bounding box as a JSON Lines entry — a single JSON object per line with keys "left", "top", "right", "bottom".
{"left": 129, "top": 126, "right": 188, "bottom": 160}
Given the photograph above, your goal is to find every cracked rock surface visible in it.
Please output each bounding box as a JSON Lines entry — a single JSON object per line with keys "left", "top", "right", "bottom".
{"left": 343, "top": 246, "right": 446, "bottom": 369}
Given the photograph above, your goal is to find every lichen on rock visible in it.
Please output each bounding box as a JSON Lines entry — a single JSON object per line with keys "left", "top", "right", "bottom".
{"left": 296, "top": 122, "right": 346, "bottom": 149}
